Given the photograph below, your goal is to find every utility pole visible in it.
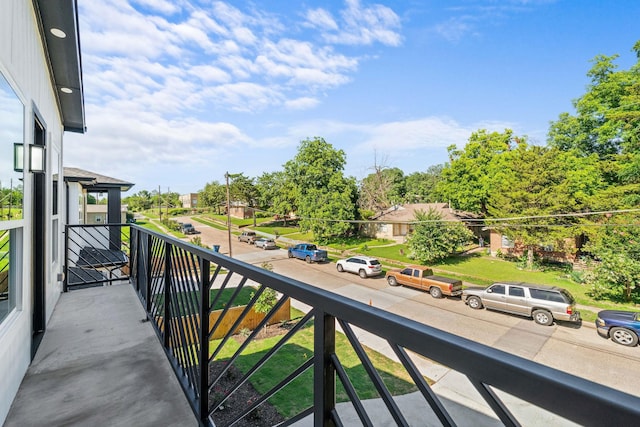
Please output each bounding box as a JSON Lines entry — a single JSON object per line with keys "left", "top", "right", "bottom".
{"left": 158, "top": 185, "right": 162, "bottom": 220}
{"left": 225, "top": 172, "right": 232, "bottom": 257}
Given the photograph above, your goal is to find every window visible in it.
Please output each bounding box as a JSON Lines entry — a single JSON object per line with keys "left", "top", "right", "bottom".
{"left": 51, "top": 149, "right": 60, "bottom": 264}
{"left": 1, "top": 72, "right": 24, "bottom": 221}
{"left": 530, "top": 289, "right": 565, "bottom": 303}
{"left": 490, "top": 285, "right": 506, "bottom": 294}
{"left": 0, "top": 229, "right": 21, "bottom": 323}
{"left": 509, "top": 287, "right": 525, "bottom": 297}
{"left": 0, "top": 71, "right": 24, "bottom": 325}
{"left": 501, "top": 236, "right": 515, "bottom": 248}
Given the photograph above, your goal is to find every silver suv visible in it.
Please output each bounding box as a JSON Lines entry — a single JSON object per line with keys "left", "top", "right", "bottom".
{"left": 462, "top": 282, "right": 580, "bottom": 326}
{"left": 238, "top": 231, "right": 257, "bottom": 244}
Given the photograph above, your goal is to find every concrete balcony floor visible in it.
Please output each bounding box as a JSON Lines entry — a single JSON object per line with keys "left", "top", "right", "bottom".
{"left": 4, "top": 283, "right": 196, "bottom": 427}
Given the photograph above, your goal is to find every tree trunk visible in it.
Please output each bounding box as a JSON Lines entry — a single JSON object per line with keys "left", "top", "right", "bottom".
{"left": 527, "top": 247, "right": 534, "bottom": 270}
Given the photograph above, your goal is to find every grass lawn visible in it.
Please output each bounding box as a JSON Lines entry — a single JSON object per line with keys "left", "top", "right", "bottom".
{"left": 253, "top": 225, "right": 301, "bottom": 237}
{"left": 156, "top": 286, "right": 256, "bottom": 316}
{"left": 193, "top": 216, "right": 228, "bottom": 231}
{"left": 135, "top": 219, "right": 165, "bottom": 234}
{"left": 211, "top": 313, "right": 424, "bottom": 418}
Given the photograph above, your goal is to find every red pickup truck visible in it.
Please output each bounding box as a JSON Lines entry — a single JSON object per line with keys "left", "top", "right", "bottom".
{"left": 385, "top": 265, "right": 463, "bottom": 298}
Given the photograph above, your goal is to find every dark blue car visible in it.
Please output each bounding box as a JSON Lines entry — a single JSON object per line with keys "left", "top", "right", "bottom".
{"left": 596, "top": 310, "right": 640, "bottom": 347}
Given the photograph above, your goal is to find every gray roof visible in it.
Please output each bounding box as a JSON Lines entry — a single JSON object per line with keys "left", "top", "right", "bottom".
{"left": 36, "top": 0, "right": 86, "bottom": 133}
{"left": 63, "top": 167, "right": 134, "bottom": 192}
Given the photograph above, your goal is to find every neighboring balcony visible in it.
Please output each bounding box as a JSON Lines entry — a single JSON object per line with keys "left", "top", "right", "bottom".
{"left": 6, "top": 224, "right": 640, "bottom": 426}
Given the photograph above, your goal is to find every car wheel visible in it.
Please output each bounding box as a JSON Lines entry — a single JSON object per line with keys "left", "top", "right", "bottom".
{"left": 467, "top": 296, "right": 483, "bottom": 310}
{"left": 358, "top": 269, "right": 367, "bottom": 279}
{"left": 305, "top": 256, "right": 311, "bottom": 264}
{"left": 532, "top": 309, "right": 553, "bottom": 326}
{"left": 288, "top": 252, "right": 293, "bottom": 258}
{"left": 387, "top": 276, "right": 398, "bottom": 286}
{"left": 610, "top": 327, "right": 639, "bottom": 347}
{"left": 337, "top": 264, "right": 344, "bottom": 272}
{"left": 263, "top": 246, "right": 267, "bottom": 250}
{"left": 429, "top": 287, "right": 443, "bottom": 299}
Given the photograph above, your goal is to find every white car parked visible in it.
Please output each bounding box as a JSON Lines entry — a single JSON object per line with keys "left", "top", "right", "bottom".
{"left": 336, "top": 256, "right": 383, "bottom": 278}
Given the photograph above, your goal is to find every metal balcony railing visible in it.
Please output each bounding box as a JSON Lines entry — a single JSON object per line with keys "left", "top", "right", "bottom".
{"left": 64, "top": 223, "right": 130, "bottom": 291}
{"left": 121, "top": 224, "right": 639, "bottom": 426}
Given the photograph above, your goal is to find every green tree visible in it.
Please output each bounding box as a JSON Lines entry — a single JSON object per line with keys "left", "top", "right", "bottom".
{"left": 255, "top": 171, "right": 296, "bottom": 220}
{"left": 406, "top": 208, "right": 473, "bottom": 264}
{"left": 404, "top": 164, "right": 444, "bottom": 203}
{"left": 548, "top": 43, "right": 640, "bottom": 160}
{"left": 437, "top": 129, "right": 518, "bottom": 215}
{"left": 228, "top": 173, "right": 258, "bottom": 206}
{"left": 487, "top": 144, "right": 603, "bottom": 269}
{"left": 584, "top": 213, "right": 640, "bottom": 302}
{"left": 548, "top": 40, "right": 640, "bottom": 190}
{"left": 283, "top": 137, "right": 357, "bottom": 240}
{"left": 199, "top": 181, "right": 226, "bottom": 212}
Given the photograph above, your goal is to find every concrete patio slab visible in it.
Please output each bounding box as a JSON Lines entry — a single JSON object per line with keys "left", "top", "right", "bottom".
{"left": 3, "top": 284, "right": 196, "bottom": 427}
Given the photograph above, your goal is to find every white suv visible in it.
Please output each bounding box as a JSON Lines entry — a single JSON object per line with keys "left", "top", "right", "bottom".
{"left": 336, "top": 256, "right": 383, "bottom": 278}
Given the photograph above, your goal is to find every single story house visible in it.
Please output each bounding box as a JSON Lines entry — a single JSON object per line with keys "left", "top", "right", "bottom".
{"left": 364, "top": 203, "right": 482, "bottom": 243}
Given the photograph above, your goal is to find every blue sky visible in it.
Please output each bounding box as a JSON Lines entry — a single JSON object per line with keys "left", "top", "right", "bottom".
{"left": 65, "top": 0, "right": 640, "bottom": 195}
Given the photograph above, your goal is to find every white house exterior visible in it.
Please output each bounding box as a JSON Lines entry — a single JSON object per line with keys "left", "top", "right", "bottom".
{"left": 0, "top": 1, "right": 85, "bottom": 424}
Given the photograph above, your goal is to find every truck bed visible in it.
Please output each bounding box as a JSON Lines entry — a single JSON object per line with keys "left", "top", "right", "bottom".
{"left": 429, "top": 275, "right": 461, "bottom": 285}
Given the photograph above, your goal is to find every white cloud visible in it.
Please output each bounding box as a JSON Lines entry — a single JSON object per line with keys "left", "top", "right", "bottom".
{"left": 306, "top": 0, "right": 402, "bottom": 46}
{"left": 132, "top": 0, "right": 179, "bottom": 15}
{"left": 433, "top": 16, "right": 477, "bottom": 42}
{"left": 305, "top": 8, "right": 339, "bottom": 31}
{"left": 284, "top": 97, "right": 320, "bottom": 110}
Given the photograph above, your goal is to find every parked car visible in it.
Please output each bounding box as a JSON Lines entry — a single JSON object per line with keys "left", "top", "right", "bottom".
{"left": 255, "top": 238, "right": 277, "bottom": 250}
{"left": 385, "top": 265, "right": 462, "bottom": 298}
{"left": 462, "top": 282, "right": 580, "bottom": 326}
{"left": 180, "top": 223, "right": 196, "bottom": 234}
{"left": 596, "top": 310, "right": 640, "bottom": 347}
{"left": 336, "top": 256, "right": 382, "bottom": 278}
{"left": 287, "top": 244, "right": 327, "bottom": 263}
{"left": 238, "top": 231, "right": 257, "bottom": 244}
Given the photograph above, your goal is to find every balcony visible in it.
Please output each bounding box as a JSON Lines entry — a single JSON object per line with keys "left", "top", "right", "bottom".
{"left": 5, "top": 224, "right": 640, "bottom": 426}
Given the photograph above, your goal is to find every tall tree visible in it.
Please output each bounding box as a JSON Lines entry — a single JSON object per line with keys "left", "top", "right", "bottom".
{"left": 584, "top": 213, "right": 640, "bottom": 302}
{"left": 283, "top": 137, "right": 357, "bottom": 240}
{"left": 255, "top": 171, "right": 296, "bottom": 219}
{"left": 548, "top": 40, "right": 640, "bottom": 185}
{"left": 199, "top": 181, "right": 226, "bottom": 212}
{"left": 487, "top": 144, "right": 603, "bottom": 269}
{"left": 437, "top": 129, "right": 518, "bottom": 215}
{"left": 404, "top": 164, "right": 444, "bottom": 203}
{"left": 228, "top": 173, "right": 258, "bottom": 206}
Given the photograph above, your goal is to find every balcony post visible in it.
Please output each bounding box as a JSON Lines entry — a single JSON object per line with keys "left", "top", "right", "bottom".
{"left": 63, "top": 224, "right": 69, "bottom": 292}
{"left": 198, "top": 257, "right": 210, "bottom": 426}
{"left": 314, "top": 309, "right": 336, "bottom": 426}
{"left": 145, "top": 232, "right": 153, "bottom": 313}
{"left": 163, "top": 241, "right": 172, "bottom": 348}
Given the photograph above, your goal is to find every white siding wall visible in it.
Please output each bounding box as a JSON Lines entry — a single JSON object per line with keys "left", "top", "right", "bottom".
{"left": 0, "top": 0, "right": 67, "bottom": 423}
